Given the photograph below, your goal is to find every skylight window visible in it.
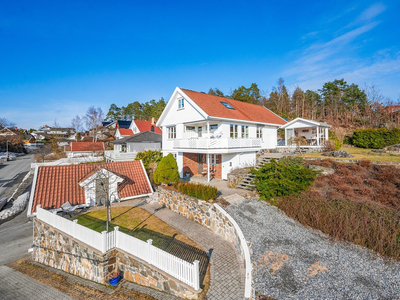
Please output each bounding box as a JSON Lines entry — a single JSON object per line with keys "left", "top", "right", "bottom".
{"left": 220, "top": 101, "right": 235, "bottom": 109}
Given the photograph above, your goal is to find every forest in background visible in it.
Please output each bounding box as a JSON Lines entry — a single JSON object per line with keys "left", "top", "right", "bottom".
{"left": 105, "top": 78, "right": 400, "bottom": 139}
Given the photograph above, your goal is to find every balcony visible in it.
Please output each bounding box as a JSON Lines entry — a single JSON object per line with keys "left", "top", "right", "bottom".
{"left": 173, "top": 137, "right": 262, "bottom": 149}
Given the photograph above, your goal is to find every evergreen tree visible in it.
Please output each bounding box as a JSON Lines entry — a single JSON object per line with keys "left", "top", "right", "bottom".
{"left": 153, "top": 154, "right": 180, "bottom": 184}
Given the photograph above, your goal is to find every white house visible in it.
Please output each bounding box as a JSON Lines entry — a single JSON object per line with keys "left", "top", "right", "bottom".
{"left": 279, "top": 117, "right": 331, "bottom": 147}
{"left": 27, "top": 160, "right": 153, "bottom": 217}
{"left": 157, "top": 87, "right": 287, "bottom": 181}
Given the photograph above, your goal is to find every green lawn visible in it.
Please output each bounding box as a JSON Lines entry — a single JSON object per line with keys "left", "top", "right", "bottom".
{"left": 73, "top": 206, "right": 200, "bottom": 249}
{"left": 299, "top": 146, "right": 400, "bottom": 162}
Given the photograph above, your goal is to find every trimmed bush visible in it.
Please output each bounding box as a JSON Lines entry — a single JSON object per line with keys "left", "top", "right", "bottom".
{"left": 251, "top": 157, "right": 318, "bottom": 203}
{"left": 135, "top": 150, "right": 162, "bottom": 170}
{"left": 173, "top": 182, "right": 218, "bottom": 201}
{"left": 352, "top": 128, "right": 400, "bottom": 149}
{"left": 153, "top": 154, "right": 180, "bottom": 184}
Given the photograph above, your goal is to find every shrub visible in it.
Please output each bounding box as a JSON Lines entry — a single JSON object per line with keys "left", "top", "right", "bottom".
{"left": 251, "top": 157, "right": 318, "bottom": 203}
{"left": 173, "top": 182, "right": 218, "bottom": 201}
{"left": 352, "top": 128, "right": 400, "bottom": 149}
{"left": 135, "top": 150, "right": 163, "bottom": 170}
{"left": 277, "top": 195, "right": 400, "bottom": 259}
{"left": 153, "top": 154, "right": 180, "bottom": 185}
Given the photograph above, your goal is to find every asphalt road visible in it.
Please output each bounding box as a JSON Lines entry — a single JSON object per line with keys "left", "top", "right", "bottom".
{"left": 0, "top": 206, "right": 32, "bottom": 265}
{"left": 0, "top": 154, "right": 33, "bottom": 198}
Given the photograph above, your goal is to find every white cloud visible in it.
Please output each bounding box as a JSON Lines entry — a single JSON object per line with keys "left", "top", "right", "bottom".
{"left": 282, "top": 2, "right": 399, "bottom": 98}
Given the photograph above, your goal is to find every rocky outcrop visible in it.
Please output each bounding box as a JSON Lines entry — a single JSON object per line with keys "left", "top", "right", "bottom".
{"left": 322, "top": 150, "right": 354, "bottom": 158}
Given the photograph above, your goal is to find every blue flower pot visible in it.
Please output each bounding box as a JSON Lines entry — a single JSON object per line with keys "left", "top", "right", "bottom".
{"left": 110, "top": 273, "right": 120, "bottom": 286}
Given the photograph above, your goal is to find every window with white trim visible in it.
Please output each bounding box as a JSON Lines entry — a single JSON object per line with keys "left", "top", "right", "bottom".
{"left": 257, "top": 126, "right": 263, "bottom": 139}
{"left": 241, "top": 125, "right": 249, "bottom": 138}
{"left": 185, "top": 126, "right": 195, "bottom": 132}
{"left": 168, "top": 126, "right": 176, "bottom": 139}
{"left": 210, "top": 154, "right": 219, "bottom": 165}
{"left": 230, "top": 124, "right": 238, "bottom": 138}
{"left": 178, "top": 98, "right": 185, "bottom": 109}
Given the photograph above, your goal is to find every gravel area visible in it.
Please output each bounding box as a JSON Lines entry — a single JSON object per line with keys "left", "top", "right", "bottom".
{"left": 226, "top": 198, "right": 400, "bottom": 300}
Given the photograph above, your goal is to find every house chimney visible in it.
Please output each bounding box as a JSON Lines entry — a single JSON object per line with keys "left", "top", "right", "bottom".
{"left": 151, "top": 117, "right": 155, "bottom": 125}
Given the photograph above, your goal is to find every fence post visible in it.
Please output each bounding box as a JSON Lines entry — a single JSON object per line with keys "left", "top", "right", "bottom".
{"left": 193, "top": 260, "right": 200, "bottom": 290}
{"left": 114, "top": 226, "right": 119, "bottom": 248}
{"left": 147, "top": 239, "right": 153, "bottom": 265}
{"left": 73, "top": 220, "right": 78, "bottom": 238}
{"left": 101, "top": 231, "right": 107, "bottom": 253}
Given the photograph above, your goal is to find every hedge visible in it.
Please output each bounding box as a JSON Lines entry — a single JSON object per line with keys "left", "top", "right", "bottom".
{"left": 352, "top": 128, "right": 400, "bottom": 149}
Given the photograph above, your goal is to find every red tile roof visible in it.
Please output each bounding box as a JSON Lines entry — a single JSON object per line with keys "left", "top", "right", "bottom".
{"left": 65, "top": 142, "right": 104, "bottom": 152}
{"left": 181, "top": 88, "right": 287, "bottom": 125}
{"left": 31, "top": 161, "right": 152, "bottom": 213}
{"left": 134, "top": 120, "right": 162, "bottom": 134}
{"left": 118, "top": 128, "right": 134, "bottom": 136}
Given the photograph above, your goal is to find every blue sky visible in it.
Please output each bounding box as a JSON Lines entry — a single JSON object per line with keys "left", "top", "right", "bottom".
{"left": 1, "top": 0, "right": 399, "bottom": 129}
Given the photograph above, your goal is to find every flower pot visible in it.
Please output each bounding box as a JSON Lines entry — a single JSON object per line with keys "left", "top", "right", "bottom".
{"left": 109, "top": 272, "right": 120, "bottom": 286}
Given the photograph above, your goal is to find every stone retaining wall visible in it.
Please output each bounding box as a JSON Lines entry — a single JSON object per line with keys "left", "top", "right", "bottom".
{"left": 303, "top": 157, "right": 400, "bottom": 167}
{"left": 158, "top": 187, "right": 243, "bottom": 258}
{"left": 33, "top": 218, "right": 200, "bottom": 299}
{"left": 227, "top": 168, "right": 250, "bottom": 188}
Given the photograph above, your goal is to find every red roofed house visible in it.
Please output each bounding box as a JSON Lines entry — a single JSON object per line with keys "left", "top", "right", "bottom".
{"left": 157, "top": 87, "right": 287, "bottom": 181}
{"left": 129, "top": 119, "right": 162, "bottom": 135}
{"left": 65, "top": 142, "right": 105, "bottom": 157}
{"left": 27, "top": 160, "right": 153, "bottom": 216}
{"left": 115, "top": 128, "right": 134, "bottom": 139}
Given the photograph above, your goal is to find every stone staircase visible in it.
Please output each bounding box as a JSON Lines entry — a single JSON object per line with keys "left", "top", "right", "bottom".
{"left": 236, "top": 155, "right": 281, "bottom": 190}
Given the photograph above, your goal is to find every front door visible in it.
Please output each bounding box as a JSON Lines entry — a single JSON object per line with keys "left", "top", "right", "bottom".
{"left": 95, "top": 179, "right": 109, "bottom": 206}
{"left": 198, "top": 154, "right": 203, "bottom": 174}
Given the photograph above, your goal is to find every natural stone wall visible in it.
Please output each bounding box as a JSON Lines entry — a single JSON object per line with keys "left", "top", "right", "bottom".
{"left": 33, "top": 218, "right": 200, "bottom": 299}
{"left": 117, "top": 251, "right": 198, "bottom": 299}
{"left": 33, "top": 218, "right": 109, "bottom": 284}
{"left": 158, "top": 187, "right": 243, "bottom": 258}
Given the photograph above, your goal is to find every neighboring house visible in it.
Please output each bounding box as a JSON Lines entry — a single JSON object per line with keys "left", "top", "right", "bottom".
{"left": 388, "top": 105, "right": 400, "bottom": 113}
{"left": 157, "top": 87, "right": 287, "bottom": 181}
{"left": 35, "top": 126, "right": 75, "bottom": 138}
{"left": 279, "top": 118, "right": 331, "bottom": 147}
{"left": 112, "top": 131, "right": 162, "bottom": 153}
{"left": 27, "top": 160, "right": 153, "bottom": 216}
{"left": 115, "top": 128, "right": 134, "bottom": 139}
{"left": 129, "top": 120, "right": 162, "bottom": 134}
{"left": 0, "top": 128, "right": 18, "bottom": 136}
{"left": 64, "top": 142, "right": 105, "bottom": 157}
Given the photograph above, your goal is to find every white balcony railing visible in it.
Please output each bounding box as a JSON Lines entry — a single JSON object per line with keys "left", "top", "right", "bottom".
{"left": 173, "top": 137, "right": 262, "bottom": 149}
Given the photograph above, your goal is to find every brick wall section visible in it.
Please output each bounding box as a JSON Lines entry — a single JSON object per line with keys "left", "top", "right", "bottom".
{"left": 33, "top": 218, "right": 200, "bottom": 299}
{"left": 183, "top": 153, "right": 222, "bottom": 179}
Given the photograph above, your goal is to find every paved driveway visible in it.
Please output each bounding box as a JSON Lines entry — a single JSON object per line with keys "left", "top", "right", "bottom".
{"left": 0, "top": 154, "right": 33, "bottom": 198}
{"left": 0, "top": 206, "right": 33, "bottom": 265}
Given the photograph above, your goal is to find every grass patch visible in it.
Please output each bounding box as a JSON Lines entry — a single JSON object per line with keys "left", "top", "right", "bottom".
{"left": 300, "top": 146, "right": 400, "bottom": 162}
{"left": 73, "top": 207, "right": 199, "bottom": 249}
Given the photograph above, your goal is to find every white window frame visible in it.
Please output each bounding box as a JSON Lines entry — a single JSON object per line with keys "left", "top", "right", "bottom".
{"left": 178, "top": 98, "right": 185, "bottom": 109}
{"left": 257, "top": 127, "right": 263, "bottom": 139}
{"left": 210, "top": 154, "right": 219, "bottom": 165}
{"left": 230, "top": 124, "right": 239, "bottom": 138}
{"left": 241, "top": 125, "right": 249, "bottom": 138}
{"left": 168, "top": 126, "right": 176, "bottom": 139}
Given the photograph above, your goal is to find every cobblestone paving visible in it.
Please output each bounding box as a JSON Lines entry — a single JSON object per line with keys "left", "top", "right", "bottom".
{"left": 142, "top": 202, "right": 246, "bottom": 300}
{"left": 0, "top": 266, "right": 73, "bottom": 300}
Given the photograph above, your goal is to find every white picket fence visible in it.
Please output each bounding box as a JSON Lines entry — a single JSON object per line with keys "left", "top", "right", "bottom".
{"left": 36, "top": 205, "right": 199, "bottom": 290}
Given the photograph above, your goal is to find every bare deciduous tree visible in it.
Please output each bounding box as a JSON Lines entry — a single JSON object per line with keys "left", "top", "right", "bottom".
{"left": 70, "top": 115, "right": 83, "bottom": 140}
{"left": 84, "top": 106, "right": 104, "bottom": 142}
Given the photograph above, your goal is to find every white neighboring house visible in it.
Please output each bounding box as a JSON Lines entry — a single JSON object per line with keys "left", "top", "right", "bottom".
{"left": 129, "top": 119, "right": 162, "bottom": 134}
{"left": 157, "top": 87, "right": 287, "bottom": 181}
{"left": 115, "top": 128, "right": 134, "bottom": 140}
{"left": 27, "top": 160, "right": 153, "bottom": 217}
{"left": 279, "top": 118, "right": 331, "bottom": 147}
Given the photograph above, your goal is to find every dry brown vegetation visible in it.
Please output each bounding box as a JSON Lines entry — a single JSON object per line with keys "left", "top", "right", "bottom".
{"left": 276, "top": 159, "right": 400, "bottom": 260}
